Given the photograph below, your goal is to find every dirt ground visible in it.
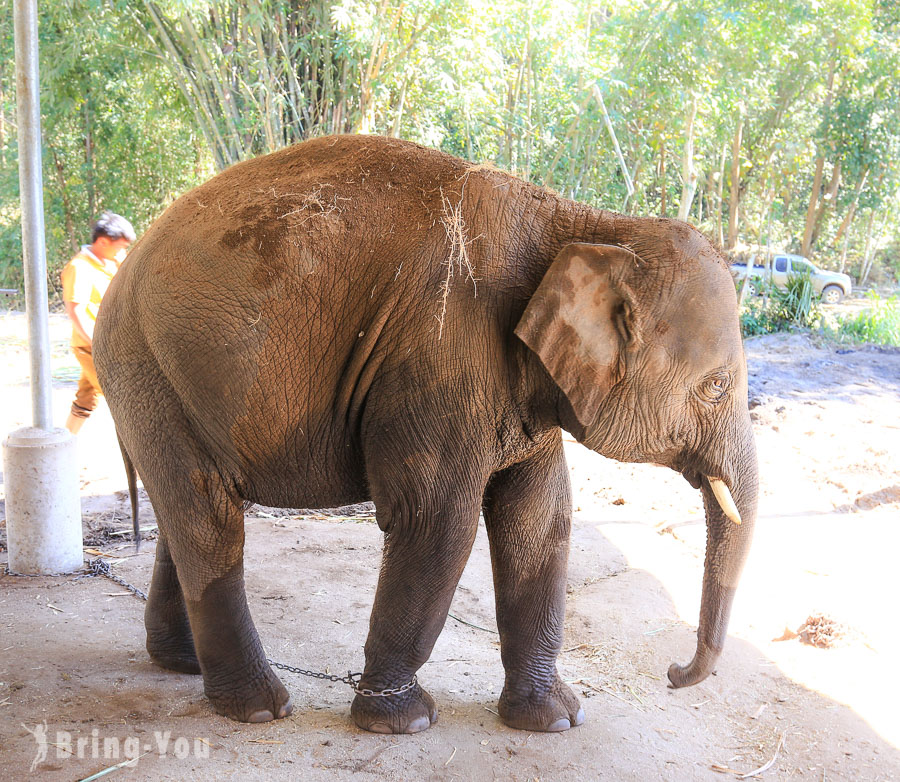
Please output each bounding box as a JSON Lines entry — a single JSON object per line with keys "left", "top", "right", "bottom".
{"left": 1, "top": 308, "right": 899, "bottom": 781}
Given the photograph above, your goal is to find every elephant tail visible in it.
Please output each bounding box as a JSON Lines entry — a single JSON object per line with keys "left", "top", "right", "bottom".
{"left": 116, "top": 431, "right": 141, "bottom": 552}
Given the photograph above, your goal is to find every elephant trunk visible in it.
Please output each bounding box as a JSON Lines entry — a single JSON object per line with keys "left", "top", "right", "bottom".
{"left": 667, "top": 432, "right": 758, "bottom": 688}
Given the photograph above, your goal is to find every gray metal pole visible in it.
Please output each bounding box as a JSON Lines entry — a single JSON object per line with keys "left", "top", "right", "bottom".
{"left": 14, "top": 0, "right": 53, "bottom": 430}
{"left": 7, "top": 0, "right": 83, "bottom": 573}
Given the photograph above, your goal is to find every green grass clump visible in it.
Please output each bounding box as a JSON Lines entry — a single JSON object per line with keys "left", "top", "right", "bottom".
{"left": 739, "top": 271, "right": 821, "bottom": 338}
{"left": 834, "top": 293, "right": 900, "bottom": 346}
{"left": 740, "top": 297, "right": 783, "bottom": 336}
{"left": 771, "top": 271, "right": 821, "bottom": 328}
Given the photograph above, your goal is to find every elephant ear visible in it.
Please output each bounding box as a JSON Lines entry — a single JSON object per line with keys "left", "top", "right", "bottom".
{"left": 515, "top": 243, "right": 639, "bottom": 428}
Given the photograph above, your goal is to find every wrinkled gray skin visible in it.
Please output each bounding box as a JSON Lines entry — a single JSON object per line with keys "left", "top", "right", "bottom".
{"left": 94, "top": 135, "right": 757, "bottom": 735}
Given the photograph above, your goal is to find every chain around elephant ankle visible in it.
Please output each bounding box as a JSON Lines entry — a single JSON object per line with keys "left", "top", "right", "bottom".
{"left": 352, "top": 675, "right": 418, "bottom": 698}
{"left": 265, "top": 659, "right": 417, "bottom": 698}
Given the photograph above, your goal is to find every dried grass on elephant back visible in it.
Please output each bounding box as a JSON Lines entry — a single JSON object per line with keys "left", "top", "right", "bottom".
{"left": 437, "top": 174, "right": 479, "bottom": 338}
{"left": 274, "top": 184, "right": 350, "bottom": 226}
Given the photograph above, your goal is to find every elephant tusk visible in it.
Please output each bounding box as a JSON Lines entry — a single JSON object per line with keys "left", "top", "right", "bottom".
{"left": 708, "top": 478, "right": 742, "bottom": 525}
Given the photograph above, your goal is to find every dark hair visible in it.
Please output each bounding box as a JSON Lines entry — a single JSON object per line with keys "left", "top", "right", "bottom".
{"left": 91, "top": 211, "right": 136, "bottom": 243}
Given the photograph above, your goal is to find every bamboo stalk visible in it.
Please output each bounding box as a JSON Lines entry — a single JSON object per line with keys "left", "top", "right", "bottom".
{"left": 592, "top": 85, "right": 634, "bottom": 200}
{"left": 659, "top": 138, "right": 667, "bottom": 216}
{"left": 180, "top": 11, "right": 245, "bottom": 162}
{"left": 140, "top": 2, "right": 228, "bottom": 169}
{"left": 541, "top": 91, "right": 594, "bottom": 188}
{"left": 391, "top": 77, "right": 408, "bottom": 137}
{"left": 276, "top": 7, "right": 306, "bottom": 140}
{"left": 677, "top": 94, "right": 699, "bottom": 221}
{"left": 727, "top": 111, "right": 743, "bottom": 250}
{"left": 248, "top": 1, "right": 279, "bottom": 152}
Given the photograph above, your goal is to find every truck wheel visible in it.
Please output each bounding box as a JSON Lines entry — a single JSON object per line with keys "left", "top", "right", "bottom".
{"left": 822, "top": 285, "right": 843, "bottom": 304}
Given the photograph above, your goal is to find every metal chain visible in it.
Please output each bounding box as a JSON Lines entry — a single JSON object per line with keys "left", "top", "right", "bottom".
{"left": 265, "top": 660, "right": 418, "bottom": 697}
{"left": 5, "top": 558, "right": 416, "bottom": 698}
{"left": 86, "top": 557, "right": 148, "bottom": 600}
{"left": 352, "top": 677, "right": 419, "bottom": 698}
{"left": 4, "top": 564, "right": 91, "bottom": 579}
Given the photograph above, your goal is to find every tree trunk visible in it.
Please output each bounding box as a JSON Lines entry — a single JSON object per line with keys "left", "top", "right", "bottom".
{"left": 801, "top": 59, "right": 837, "bottom": 257}
{"left": 860, "top": 211, "right": 888, "bottom": 286}
{"left": 859, "top": 210, "right": 877, "bottom": 285}
{"left": 140, "top": 1, "right": 229, "bottom": 169}
{"left": 51, "top": 148, "right": 78, "bottom": 252}
{"left": 659, "top": 139, "right": 667, "bottom": 217}
{"left": 835, "top": 166, "right": 869, "bottom": 271}
{"left": 677, "top": 95, "right": 699, "bottom": 221}
{"left": 84, "top": 99, "right": 95, "bottom": 219}
{"left": 181, "top": 11, "right": 246, "bottom": 160}
{"left": 573, "top": 124, "right": 603, "bottom": 200}
{"left": 715, "top": 142, "right": 726, "bottom": 246}
{"left": 801, "top": 157, "right": 826, "bottom": 256}
{"left": 757, "top": 184, "right": 774, "bottom": 250}
{"left": 809, "top": 160, "right": 841, "bottom": 250}
{"left": 541, "top": 90, "right": 593, "bottom": 188}
{"left": 623, "top": 153, "right": 643, "bottom": 214}
{"left": 390, "top": 78, "right": 408, "bottom": 138}
{"left": 726, "top": 115, "right": 743, "bottom": 250}
{"left": 0, "top": 78, "right": 5, "bottom": 167}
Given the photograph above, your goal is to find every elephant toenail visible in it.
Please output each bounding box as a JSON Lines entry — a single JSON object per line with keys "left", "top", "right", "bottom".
{"left": 277, "top": 698, "right": 293, "bottom": 719}
{"left": 404, "top": 716, "right": 431, "bottom": 734}
{"left": 247, "top": 709, "right": 274, "bottom": 723}
{"left": 573, "top": 707, "right": 585, "bottom": 726}
{"left": 546, "top": 717, "right": 571, "bottom": 732}
{"left": 367, "top": 722, "right": 393, "bottom": 734}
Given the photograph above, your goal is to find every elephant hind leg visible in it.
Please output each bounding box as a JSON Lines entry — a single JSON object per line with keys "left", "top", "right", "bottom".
{"left": 144, "top": 455, "right": 292, "bottom": 723}
{"left": 145, "top": 532, "right": 200, "bottom": 674}
{"left": 113, "top": 373, "right": 291, "bottom": 723}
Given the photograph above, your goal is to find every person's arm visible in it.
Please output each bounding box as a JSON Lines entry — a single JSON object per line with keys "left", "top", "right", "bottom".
{"left": 64, "top": 300, "right": 93, "bottom": 345}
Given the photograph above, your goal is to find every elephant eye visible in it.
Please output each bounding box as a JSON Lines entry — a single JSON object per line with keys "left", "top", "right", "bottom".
{"left": 697, "top": 371, "right": 732, "bottom": 404}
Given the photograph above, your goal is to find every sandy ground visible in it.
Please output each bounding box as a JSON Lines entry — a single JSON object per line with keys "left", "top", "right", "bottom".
{"left": 1, "top": 308, "right": 899, "bottom": 781}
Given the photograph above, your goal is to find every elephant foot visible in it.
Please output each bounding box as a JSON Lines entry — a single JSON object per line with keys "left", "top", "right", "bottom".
{"left": 204, "top": 664, "right": 293, "bottom": 723}
{"left": 147, "top": 645, "right": 202, "bottom": 675}
{"left": 147, "top": 627, "right": 202, "bottom": 675}
{"left": 498, "top": 674, "right": 585, "bottom": 732}
{"left": 351, "top": 681, "right": 437, "bottom": 734}
{"left": 145, "top": 575, "right": 201, "bottom": 674}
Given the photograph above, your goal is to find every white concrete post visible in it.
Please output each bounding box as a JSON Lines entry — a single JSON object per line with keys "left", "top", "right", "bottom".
{"left": 4, "top": 429, "right": 83, "bottom": 574}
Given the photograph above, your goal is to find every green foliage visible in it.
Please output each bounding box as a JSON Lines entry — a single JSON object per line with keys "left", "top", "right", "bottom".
{"left": 771, "top": 271, "right": 822, "bottom": 328}
{"left": 833, "top": 292, "right": 900, "bottom": 345}
{"left": 1, "top": 0, "right": 899, "bottom": 292}
{"left": 0, "top": 0, "right": 208, "bottom": 293}
{"left": 740, "top": 272, "right": 823, "bottom": 336}
{"left": 740, "top": 297, "right": 786, "bottom": 337}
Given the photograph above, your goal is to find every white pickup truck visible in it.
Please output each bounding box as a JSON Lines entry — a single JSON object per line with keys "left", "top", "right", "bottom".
{"left": 730, "top": 253, "right": 852, "bottom": 304}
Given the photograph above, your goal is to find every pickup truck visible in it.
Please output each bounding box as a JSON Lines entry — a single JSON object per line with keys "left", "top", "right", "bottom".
{"left": 730, "top": 253, "right": 852, "bottom": 304}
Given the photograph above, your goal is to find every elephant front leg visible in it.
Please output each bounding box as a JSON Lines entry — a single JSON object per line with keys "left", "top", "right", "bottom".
{"left": 352, "top": 474, "right": 483, "bottom": 734}
{"left": 482, "top": 432, "right": 584, "bottom": 732}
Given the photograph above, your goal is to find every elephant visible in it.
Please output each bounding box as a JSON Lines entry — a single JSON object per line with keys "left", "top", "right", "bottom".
{"left": 93, "top": 134, "right": 757, "bottom": 735}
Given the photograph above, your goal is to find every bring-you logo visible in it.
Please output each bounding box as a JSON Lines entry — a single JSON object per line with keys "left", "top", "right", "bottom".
{"left": 22, "top": 721, "right": 210, "bottom": 772}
